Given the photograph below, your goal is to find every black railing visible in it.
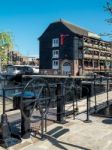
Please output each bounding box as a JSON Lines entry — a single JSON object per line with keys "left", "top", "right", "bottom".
{"left": 0, "top": 75, "right": 112, "bottom": 148}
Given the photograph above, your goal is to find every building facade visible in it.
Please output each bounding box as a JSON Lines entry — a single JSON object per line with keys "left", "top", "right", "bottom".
{"left": 39, "top": 19, "right": 112, "bottom": 76}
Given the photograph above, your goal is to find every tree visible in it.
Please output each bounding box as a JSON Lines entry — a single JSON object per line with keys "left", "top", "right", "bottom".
{"left": 105, "top": 0, "right": 112, "bottom": 23}
{"left": 100, "top": 1, "right": 112, "bottom": 38}
{"left": 0, "top": 32, "right": 13, "bottom": 67}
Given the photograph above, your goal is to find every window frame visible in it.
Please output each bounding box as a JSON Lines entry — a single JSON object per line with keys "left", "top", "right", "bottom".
{"left": 52, "top": 38, "right": 59, "bottom": 47}
{"left": 52, "top": 60, "right": 59, "bottom": 69}
{"left": 52, "top": 50, "right": 59, "bottom": 58}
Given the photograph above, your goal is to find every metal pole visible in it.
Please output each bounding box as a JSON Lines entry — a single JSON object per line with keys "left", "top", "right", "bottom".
{"left": 72, "top": 85, "right": 75, "bottom": 120}
{"left": 84, "top": 86, "right": 92, "bottom": 123}
{"left": 107, "top": 78, "right": 109, "bottom": 105}
{"left": 41, "top": 113, "right": 44, "bottom": 139}
{"left": 73, "top": 86, "right": 78, "bottom": 120}
{"left": 94, "top": 74, "right": 97, "bottom": 111}
{"left": 21, "top": 107, "right": 30, "bottom": 139}
{"left": 86, "top": 95, "right": 92, "bottom": 122}
{"left": 56, "top": 83, "right": 65, "bottom": 123}
{"left": 44, "top": 89, "right": 47, "bottom": 132}
{"left": 75, "top": 86, "right": 78, "bottom": 112}
{"left": 3, "top": 88, "right": 5, "bottom": 114}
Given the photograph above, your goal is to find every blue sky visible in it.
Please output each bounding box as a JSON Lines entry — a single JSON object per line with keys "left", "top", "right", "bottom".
{"left": 0, "top": 0, "right": 111, "bottom": 57}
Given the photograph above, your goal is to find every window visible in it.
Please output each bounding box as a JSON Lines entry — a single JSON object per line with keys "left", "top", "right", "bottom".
{"left": 52, "top": 60, "right": 59, "bottom": 69}
{"left": 52, "top": 38, "right": 59, "bottom": 47}
{"left": 52, "top": 50, "right": 59, "bottom": 58}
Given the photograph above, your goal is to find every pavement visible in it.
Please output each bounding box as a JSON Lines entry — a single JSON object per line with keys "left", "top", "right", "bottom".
{"left": 0, "top": 89, "right": 112, "bottom": 150}
{"left": 0, "top": 113, "right": 112, "bottom": 150}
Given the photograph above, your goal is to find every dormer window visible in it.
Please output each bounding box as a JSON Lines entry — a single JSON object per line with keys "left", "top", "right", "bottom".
{"left": 52, "top": 38, "right": 59, "bottom": 47}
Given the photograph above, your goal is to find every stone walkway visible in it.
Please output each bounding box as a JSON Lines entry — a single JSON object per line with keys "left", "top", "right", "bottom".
{"left": 1, "top": 113, "right": 112, "bottom": 150}
{"left": 0, "top": 91, "right": 112, "bottom": 149}
{"left": 65, "top": 91, "right": 112, "bottom": 114}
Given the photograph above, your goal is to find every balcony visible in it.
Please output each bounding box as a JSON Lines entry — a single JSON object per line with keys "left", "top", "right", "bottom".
{"left": 106, "top": 57, "right": 112, "bottom": 61}
{"left": 99, "top": 56, "right": 106, "bottom": 60}
{"left": 84, "top": 66, "right": 93, "bottom": 70}
{"left": 107, "top": 47, "right": 111, "bottom": 51}
{"left": 94, "top": 67, "right": 100, "bottom": 71}
{"left": 100, "top": 66, "right": 105, "bottom": 71}
{"left": 84, "top": 54, "right": 93, "bottom": 59}
{"left": 93, "top": 55, "right": 99, "bottom": 59}
{"left": 83, "top": 42, "right": 92, "bottom": 47}
{"left": 93, "top": 44, "right": 98, "bottom": 49}
{"left": 102, "top": 46, "right": 107, "bottom": 50}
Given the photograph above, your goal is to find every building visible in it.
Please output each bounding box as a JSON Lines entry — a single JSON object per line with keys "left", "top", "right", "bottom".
{"left": 39, "top": 19, "right": 112, "bottom": 76}
{"left": 7, "top": 51, "right": 39, "bottom": 65}
{"left": 27, "top": 56, "right": 39, "bottom": 66}
{"left": 7, "top": 50, "right": 25, "bottom": 65}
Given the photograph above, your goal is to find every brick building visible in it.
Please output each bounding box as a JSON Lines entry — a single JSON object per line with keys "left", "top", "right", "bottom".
{"left": 39, "top": 19, "right": 112, "bottom": 76}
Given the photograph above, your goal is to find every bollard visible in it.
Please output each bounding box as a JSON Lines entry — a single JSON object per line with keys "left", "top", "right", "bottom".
{"left": 13, "top": 93, "right": 31, "bottom": 139}
{"left": 0, "top": 89, "right": 21, "bottom": 147}
{"left": 56, "top": 83, "right": 65, "bottom": 123}
{"left": 0, "top": 89, "right": 11, "bottom": 144}
{"left": 84, "top": 86, "right": 92, "bottom": 123}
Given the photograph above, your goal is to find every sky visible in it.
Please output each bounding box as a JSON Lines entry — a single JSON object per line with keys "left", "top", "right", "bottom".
{"left": 0, "top": 0, "right": 111, "bottom": 57}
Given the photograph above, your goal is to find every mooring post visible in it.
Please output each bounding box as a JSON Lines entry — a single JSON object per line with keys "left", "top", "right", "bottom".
{"left": 0, "top": 88, "right": 11, "bottom": 147}
{"left": 56, "top": 83, "right": 65, "bottom": 123}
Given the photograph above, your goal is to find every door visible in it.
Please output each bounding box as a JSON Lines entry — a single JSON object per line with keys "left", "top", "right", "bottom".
{"left": 63, "top": 62, "right": 71, "bottom": 75}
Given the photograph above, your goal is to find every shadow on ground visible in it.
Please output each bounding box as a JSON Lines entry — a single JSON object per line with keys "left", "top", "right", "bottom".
{"left": 102, "top": 118, "right": 112, "bottom": 124}
{"left": 44, "top": 126, "right": 90, "bottom": 150}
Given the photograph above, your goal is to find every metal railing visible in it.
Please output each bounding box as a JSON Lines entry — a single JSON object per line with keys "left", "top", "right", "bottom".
{"left": 0, "top": 75, "right": 112, "bottom": 148}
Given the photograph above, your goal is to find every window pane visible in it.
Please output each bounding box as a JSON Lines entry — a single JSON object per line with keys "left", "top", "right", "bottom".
{"left": 52, "top": 60, "right": 59, "bottom": 69}
{"left": 52, "top": 38, "right": 59, "bottom": 47}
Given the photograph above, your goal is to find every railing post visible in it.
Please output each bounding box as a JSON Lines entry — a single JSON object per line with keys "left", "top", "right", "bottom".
{"left": 84, "top": 86, "right": 92, "bottom": 123}
{"left": 21, "top": 108, "right": 31, "bottom": 139}
{"left": 94, "top": 74, "right": 97, "bottom": 111}
{"left": 72, "top": 85, "right": 79, "bottom": 120}
{"left": 2, "top": 88, "right": 5, "bottom": 114}
{"left": 56, "top": 83, "right": 65, "bottom": 123}
{"left": 107, "top": 77, "right": 109, "bottom": 105}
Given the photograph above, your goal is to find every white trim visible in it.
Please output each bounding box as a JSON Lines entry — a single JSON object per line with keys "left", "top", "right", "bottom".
{"left": 52, "top": 38, "right": 59, "bottom": 47}
{"left": 52, "top": 50, "right": 59, "bottom": 58}
{"left": 52, "top": 60, "right": 59, "bottom": 69}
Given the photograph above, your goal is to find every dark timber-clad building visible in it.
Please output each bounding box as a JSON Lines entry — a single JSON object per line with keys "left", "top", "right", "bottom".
{"left": 39, "top": 19, "right": 112, "bottom": 76}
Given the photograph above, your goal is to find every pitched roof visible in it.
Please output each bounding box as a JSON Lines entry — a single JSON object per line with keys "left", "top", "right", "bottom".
{"left": 59, "top": 19, "right": 88, "bottom": 36}
{"left": 39, "top": 19, "right": 101, "bottom": 40}
{"left": 55, "top": 19, "right": 100, "bottom": 39}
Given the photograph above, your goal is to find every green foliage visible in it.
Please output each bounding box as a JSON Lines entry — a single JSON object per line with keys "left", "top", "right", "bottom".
{"left": 0, "top": 32, "right": 13, "bottom": 50}
{"left": 0, "top": 32, "right": 13, "bottom": 66}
